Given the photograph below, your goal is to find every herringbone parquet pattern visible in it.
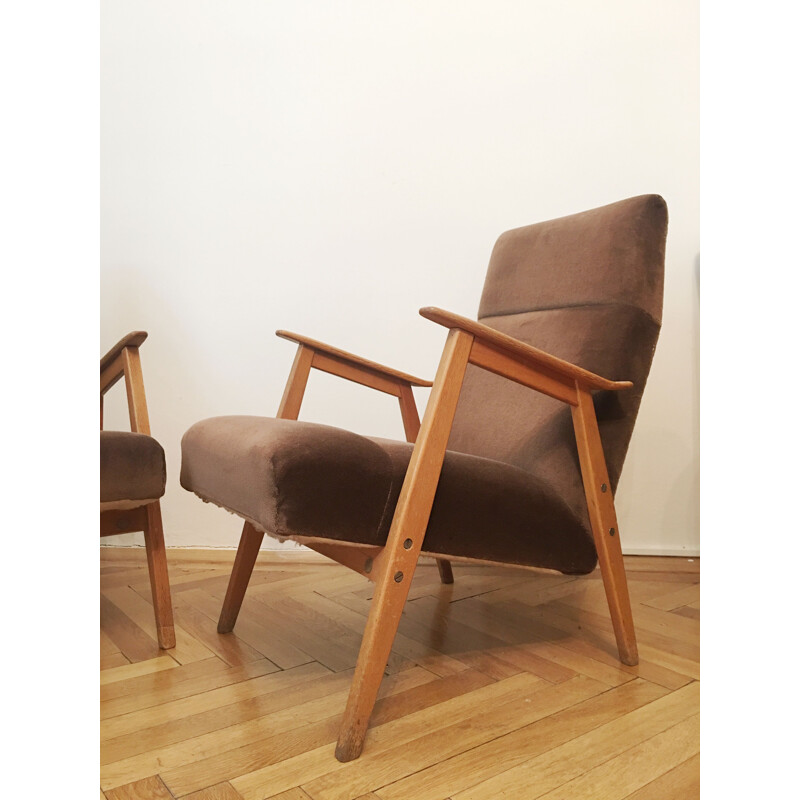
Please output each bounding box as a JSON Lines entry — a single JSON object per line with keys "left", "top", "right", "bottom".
{"left": 100, "top": 550, "right": 700, "bottom": 800}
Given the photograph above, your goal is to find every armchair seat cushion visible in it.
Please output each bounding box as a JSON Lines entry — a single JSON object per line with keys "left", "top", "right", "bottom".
{"left": 180, "top": 416, "right": 598, "bottom": 575}
{"left": 100, "top": 431, "right": 167, "bottom": 510}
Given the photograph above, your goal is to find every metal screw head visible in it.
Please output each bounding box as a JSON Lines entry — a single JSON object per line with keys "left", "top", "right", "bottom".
{"left": 601, "top": 483, "right": 608, "bottom": 493}
{"left": 394, "top": 571, "right": 404, "bottom": 583}
{"left": 364, "top": 558, "right": 373, "bottom": 574}
{"left": 609, "top": 528, "right": 616, "bottom": 537}
{"left": 403, "top": 538, "right": 413, "bottom": 550}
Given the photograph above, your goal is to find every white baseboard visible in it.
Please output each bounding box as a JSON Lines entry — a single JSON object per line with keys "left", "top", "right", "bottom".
{"left": 622, "top": 545, "right": 700, "bottom": 558}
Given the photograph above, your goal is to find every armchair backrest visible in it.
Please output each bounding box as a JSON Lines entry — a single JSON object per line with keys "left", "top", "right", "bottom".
{"left": 448, "top": 195, "right": 668, "bottom": 524}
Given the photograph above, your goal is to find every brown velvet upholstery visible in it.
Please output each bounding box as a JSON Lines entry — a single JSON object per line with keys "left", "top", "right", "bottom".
{"left": 180, "top": 195, "right": 667, "bottom": 575}
{"left": 101, "top": 430, "right": 166, "bottom": 509}
{"left": 181, "top": 417, "right": 596, "bottom": 574}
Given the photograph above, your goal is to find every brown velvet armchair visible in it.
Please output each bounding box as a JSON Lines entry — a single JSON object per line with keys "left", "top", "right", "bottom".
{"left": 180, "top": 194, "right": 668, "bottom": 759}
{"left": 100, "top": 332, "right": 175, "bottom": 650}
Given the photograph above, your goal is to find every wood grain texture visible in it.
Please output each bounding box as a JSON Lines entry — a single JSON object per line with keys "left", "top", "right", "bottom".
{"left": 571, "top": 385, "right": 637, "bottom": 665}
{"left": 276, "top": 330, "right": 432, "bottom": 387}
{"left": 334, "top": 329, "right": 474, "bottom": 762}
{"left": 420, "top": 307, "right": 632, "bottom": 392}
{"left": 101, "top": 552, "right": 698, "bottom": 798}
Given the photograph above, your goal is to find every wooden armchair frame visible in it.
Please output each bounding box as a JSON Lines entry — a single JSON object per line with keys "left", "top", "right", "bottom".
{"left": 100, "top": 332, "right": 175, "bottom": 650}
{"left": 218, "top": 308, "right": 638, "bottom": 761}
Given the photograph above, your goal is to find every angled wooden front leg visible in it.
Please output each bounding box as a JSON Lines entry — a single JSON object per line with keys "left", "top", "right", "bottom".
{"left": 218, "top": 521, "right": 265, "bottom": 633}
{"left": 571, "top": 386, "right": 638, "bottom": 666}
{"left": 398, "top": 384, "right": 454, "bottom": 585}
{"left": 143, "top": 501, "right": 176, "bottom": 649}
{"left": 335, "top": 329, "right": 473, "bottom": 762}
{"left": 217, "top": 347, "right": 312, "bottom": 633}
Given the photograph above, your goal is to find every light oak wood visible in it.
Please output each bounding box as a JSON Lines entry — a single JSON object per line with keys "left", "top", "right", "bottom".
{"left": 217, "top": 523, "right": 265, "bottom": 633}
{"left": 184, "top": 782, "right": 246, "bottom": 800}
{"left": 101, "top": 552, "right": 698, "bottom": 798}
{"left": 121, "top": 347, "right": 151, "bottom": 435}
{"left": 101, "top": 331, "right": 148, "bottom": 374}
{"left": 377, "top": 678, "right": 668, "bottom": 800}
{"left": 571, "top": 386, "right": 637, "bottom": 665}
{"left": 311, "top": 351, "right": 405, "bottom": 397}
{"left": 143, "top": 502, "right": 176, "bottom": 649}
{"left": 100, "top": 655, "right": 178, "bottom": 687}
{"left": 397, "top": 383, "right": 454, "bottom": 585}
{"left": 276, "top": 330, "right": 432, "bottom": 387}
{"left": 420, "top": 307, "right": 632, "bottom": 392}
{"left": 101, "top": 332, "right": 175, "bottom": 649}
{"left": 449, "top": 682, "right": 699, "bottom": 799}
{"left": 104, "top": 775, "right": 173, "bottom": 800}
{"left": 469, "top": 338, "right": 579, "bottom": 405}
{"left": 335, "top": 329, "right": 474, "bottom": 761}
{"left": 277, "top": 345, "right": 315, "bottom": 419}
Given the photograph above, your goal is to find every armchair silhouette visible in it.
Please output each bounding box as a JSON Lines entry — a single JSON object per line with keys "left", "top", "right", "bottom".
{"left": 181, "top": 194, "right": 668, "bottom": 759}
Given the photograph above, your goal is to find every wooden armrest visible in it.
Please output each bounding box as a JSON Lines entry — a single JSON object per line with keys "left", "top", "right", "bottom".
{"left": 276, "top": 330, "right": 432, "bottom": 388}
{"left": 419, "top": 307, "right": 632, "bottom": 393}
{"left": 100, "top": 331, "right": 151, "bottom": 433}
{"left": 101, "top": 331, "right": 148, "bottom": 375}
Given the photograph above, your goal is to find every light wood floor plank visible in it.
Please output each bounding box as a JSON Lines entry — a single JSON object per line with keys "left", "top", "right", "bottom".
{"left": 160, "top": 668, "right": 485, "bottom": 797}
{"left": 99, "top": 552, "right": 699, "bottom": 799}
{"left": 101, "top": 658, "right": 277, "bottom": 720}
{"left": 100, "top": 594, "right": 160, "bottom": 663}
{"left": 328, "top": 592, "right": 471, "bottom": 677}
{"left": 100, "top": 655, "right": 178, "bottom": 686}
{"left": 537, "top": 713, "right": 700, "bottom": 799}
{"left": 377, "top": 678, "right": 668, "bottom": 800}
{"left": 302, "top": 675, "right": 606, "bottom": 800}
{"left": 622, "top": 752, "right": 700, "bottom": 799}
{"left": 266, "top": 788, "right": 314, "bottom": 800}
{"left": 450, "top": 681, "right": 700, "bottom": 800}
{"left": 104, "top": 774, "right": 174, "bottom": 800}
{"left": 642, "top": 582, "right": 701, "bottom": 611}
{"left": 102, "top": 651, "right": 132, "bottom": 671}
{"left": 230, "top": 673, "right": 541, "bottom": 800}
{"left": 101, "top": 661, "right": 330, "bottom": 750}
{"left": 182, "top": 781, "right": 246, "bottom": 799}
{"left": 105, "top": 584, "right": 215, "bottom": 665}
{"left": 190, "top": 586, "right": 315, "bottom": 669}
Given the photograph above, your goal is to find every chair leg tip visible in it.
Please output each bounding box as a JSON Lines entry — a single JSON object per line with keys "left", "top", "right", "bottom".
{"left": 157, "top": 627, "right": 176, "bottom": 649}
{"left": 334, "top": 737, "right": 363, "bottom": 762}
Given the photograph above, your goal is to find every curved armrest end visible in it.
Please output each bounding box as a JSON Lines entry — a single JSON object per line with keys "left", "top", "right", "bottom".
{"left": 100, "top": 331, "right": 148, "bottom": 374}
{"left": 419, "top": 307, "right": 632, "bottom": 392}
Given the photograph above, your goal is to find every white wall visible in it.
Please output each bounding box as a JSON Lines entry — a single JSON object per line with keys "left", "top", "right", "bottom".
{"left": 101, "top": 0, "right": 699, "bottom": 555}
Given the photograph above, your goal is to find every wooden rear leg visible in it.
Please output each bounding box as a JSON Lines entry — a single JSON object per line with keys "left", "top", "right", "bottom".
{"left": 218, "top": 521, "right": 264, "bottom": 633}
{"left": 335, "top": 329, "right": 473, "bottom": 762}
{"left": 571, "top": 387, "right": 638, "bottom": 666}
{"left": 436, "top": 558, "right": 454, "bottom": 584}
{"left": 143, "top": 501, "right": 176, "bottom": 650}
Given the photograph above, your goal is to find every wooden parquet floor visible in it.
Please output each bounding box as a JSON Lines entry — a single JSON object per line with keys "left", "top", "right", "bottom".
{"left": 100, "top": 550, "right": 700, "bottom": 800}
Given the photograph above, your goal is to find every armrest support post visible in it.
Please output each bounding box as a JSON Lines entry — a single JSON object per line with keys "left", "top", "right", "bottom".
{"left": 277, "top": 345, "right": 314, "bottom": 420}
{"left": 99, "top": 331, "right": 151, "bottom": 434}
